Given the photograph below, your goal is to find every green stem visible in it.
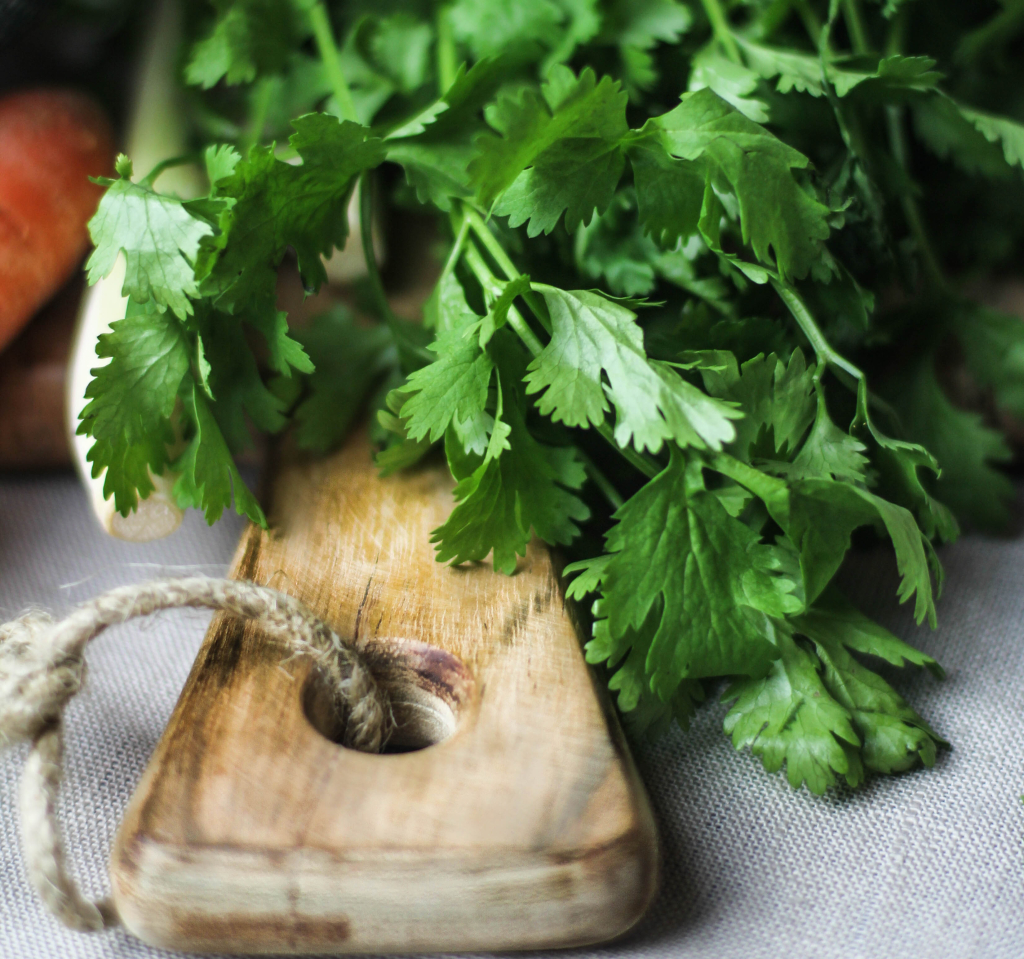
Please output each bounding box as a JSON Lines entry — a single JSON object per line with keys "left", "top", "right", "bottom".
{"left": 770, "top": 279, "right": 864, "bottom": 384}
{"left": 241, "top": 77, "right": 274, "bottom": 153}
{"left": 793, "top": 0, "right": 823, "bottom": 44}
{"left": 576, "top": 448, "right": 625, "bottom": 510}
{"left": 436, "top": 4, "right": 458, "bottom": 94}
{"left": 140, "top": 154, "right": 195, "bottom": 189}
{"left": 709, "top": 452, "right": 787, "bottom": 503}
{"left": 752, "top": 0, "right": 793, "bottom": 40}
{"left": 700, "top": 0, "right": 742, "bottom": 62}
{"left": 881, "top": 24, "right": 948, "bottom": 297}
{"left": 597, "top": 424, "right": 659, "bottom": 478}
{"left": 463, "top": 206, "right": 550, "bottom": 331}
{"left": 886, "top": 109, "right": 944, "bottom": 290}
{"left": 463, "top": 242, "right": 545, "bottom": 355}
{"left": 435, "top": 216, "right": 471, "bottom": 328}
{"left": 884, "top": 5, "right": 908, "bottom": 57}
{"left": 841, "top": 0, "right": 870, "bottom": 54}
{"left": 310, "top": 2, "right": 357, "bottom": 123}
{"left": 956, "top": 2, "right": 1024, "bottom": 64}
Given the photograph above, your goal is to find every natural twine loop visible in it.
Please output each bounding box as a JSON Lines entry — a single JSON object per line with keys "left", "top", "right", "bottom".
{"left": 0, "top": 576, "right": 392, "bottom": 932}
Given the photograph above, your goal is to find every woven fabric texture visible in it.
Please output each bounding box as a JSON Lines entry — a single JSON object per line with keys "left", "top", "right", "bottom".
{"left": 1, "top": 473, "right": 1022, "bottom": 959}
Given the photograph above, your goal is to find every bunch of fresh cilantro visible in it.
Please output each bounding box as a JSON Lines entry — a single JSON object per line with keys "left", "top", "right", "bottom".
{"left": 81, "top": 0, "right": 1024, "bottom": 794}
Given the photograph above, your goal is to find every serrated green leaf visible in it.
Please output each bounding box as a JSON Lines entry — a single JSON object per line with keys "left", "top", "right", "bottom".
{"left": 450, "top": 0, "right": 563, "bottom": 59}
{"left": 244, "top": 304, "right": 313, "bottom": 377}
{"left": 173, "top": 381, "right": 266, "bottom": 527}
{"left": 643, "top": 88, "right": 831, "bottom": 280}
{"left": 194, "top": 308, "right": 289, "bottom": 452}
{"left": 852, "top": 379, "right": 958, "bottom": 544}
{"left": 805, "top": 625, "right": 942, "bottom": 774}
{"left": 788, "top": 391, "right": 869, "bottom": 483}
{"left": 77, "top": 301, "right": 191, "bottom": 515}
{"left": 398, "top": 317, "right": 495, "bottom": 445}
{"left": 470, "top": 65, "right": 629, "bottom": 234}
{"left": 723, "top": 626, "right": 863, "bottom": 794}
{"left": 736, "top": 39, "right": 941, "bottom": 99}
{"left": 86, "top": 162, "right": 212, "bottom": 319}
{"left": 591, "top": 450, "right": 800, "bottom": 701}
{"left": 627, "top": 136, "right": 705, "bottom": 247}
{"left": 526, "top": 286, "right": 742, "bottom": 452}
{"left": 794, "top": 588, "right": 944, "bottom": 678}
{"left": 689, "top": 44, "right": 768, "bottom": 123}
{"left": 431, "top": 354, "right": 590, "bottom": 573}
{"left": 196, "top": 115, "right": 385, "bottom": 310}
{"left": 888, "top": 358, "right": 1012, "bottom": 531}
{"left": 185, "top": 0, "right": 303, "bottom": 89}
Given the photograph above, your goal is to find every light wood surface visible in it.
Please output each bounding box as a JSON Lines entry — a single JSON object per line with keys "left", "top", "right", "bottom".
{"left": 110, "top": 429, "right": 659, "bottom": 954}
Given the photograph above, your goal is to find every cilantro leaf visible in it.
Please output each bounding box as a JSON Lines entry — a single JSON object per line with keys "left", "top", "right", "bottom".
{"left": 86, "top": 157, "right": 213, "bottom": 319}
{"left": 245, "top": 304, "right": 313, "bottom": 377}
{"left": 77, "top": 301, "right": 191, "bottom": 516}
{"left": 586, "top": 450, "right": 801, "bottom": 704}
{"left": 766, "top": 477, "right": 937, "bottom": 622}
{"left": 953, "top": 101, "right": 1024, "bottom": 172}
{"left": 386, "top": 140, "right": 474, "bottom": 210}
{"left": 575, "top": 191, "right": 662, "bottom": 295}
{"left": 888, "top": 358, "right": 1013, "bottom": 531}
{"left": 689, "top": 45, "right": 768, "bottom": 123}
{"left": 185, "top": 0, "right": 302, "bottom": 89}
{"left": 811, "top": 633, "right": 940, "bottom": 774}
{"left": 717, "top": 349, "right": 816, "bottom": 460}
{"left": 600, "top": 0, "right": 692, "bottom": 93}
{"left": 606, "top": 0, "right": 690, "bottom": 48}
{"left": 736, "top": 40, "right": 941, "bottom": 99}
{"left": 362, "top": 13, "right": 433, "bottom": 95}
{"left": 543, "top": 0, "right": 603, "bottom": 69}
{"left": 173, "top": 382, "right": 266, "bottom": 526}
{"left": 640, "top": 88, "right": 832, "bottom": 279}
{"left": 470, "top": 66, "right": 629, "bottom": 234}
{"left": 912, "top": 95, "right": 1017, "bottom": 180}
{"left": 627, "top": 136, "right": 705, "bottom": 247}
{"left": 725, "top": 591, "right": 943, "bottom": 793}
{"left": 431, "top": 351, "right": 590, "bottom": 573}
{"left": 852, "top": 380, "right": 958, "bottom": 544}
{"left": 584, "top": 598, "right": 704, "bottom": 735}
{"left": 525, "top": 286, "right": 742, "bottom": 452}
{"left": 449, "top": 0, "right": 563, "bottom": 59}
{"left": 396, "top": 316, "right": 495, "bottom": 446}
{"left": 194, "top": 310, "right": 289, "bottom": 452}
{"left": 795, "top": 591, "right": 944, "bottom": 773}
{"left": 794, "top": 588, "right": 943, "bottom": 678}
{"left": 196, "top": 116, "right": 384, "bottom": 310}
{"left": 788, "top": 392, "right": 870, "bottom": 483}
{"left": 723, "top": 626, "right": 863, "bottom": 794}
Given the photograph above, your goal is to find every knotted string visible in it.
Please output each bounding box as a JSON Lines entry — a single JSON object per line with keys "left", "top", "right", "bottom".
{"left": 0, "top": 577, "right": 391, "bottom": 931}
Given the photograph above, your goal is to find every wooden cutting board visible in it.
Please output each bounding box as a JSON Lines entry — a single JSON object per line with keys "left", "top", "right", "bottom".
{"left": 109, "top": 428, "right": 659, "bottom": 954}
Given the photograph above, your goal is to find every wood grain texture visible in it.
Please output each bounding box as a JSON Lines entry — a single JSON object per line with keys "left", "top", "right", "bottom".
{"left": 110, "top": 429, "right": 659, "bottom": 954}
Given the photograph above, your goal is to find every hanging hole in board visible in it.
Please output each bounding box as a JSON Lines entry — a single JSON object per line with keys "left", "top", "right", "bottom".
{"left": 302, "top": 640, "right": 473, "bottom": 753}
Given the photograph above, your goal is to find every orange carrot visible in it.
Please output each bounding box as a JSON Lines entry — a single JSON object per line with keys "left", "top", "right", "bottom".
{"left": 0, "top": 89, "right": 114, "bottom": 353}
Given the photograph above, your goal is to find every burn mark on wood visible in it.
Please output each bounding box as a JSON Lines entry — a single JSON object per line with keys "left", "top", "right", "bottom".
{"left": 501, "top": 598, "right": 531, "bottom": 645}
{"left": 165, "top": 908, "right": 352, "bottom": 950}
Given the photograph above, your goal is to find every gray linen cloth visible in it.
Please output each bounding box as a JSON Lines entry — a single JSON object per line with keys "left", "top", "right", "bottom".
{"left": 1, "top": 473, "right": 1023, "bottom": 959}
